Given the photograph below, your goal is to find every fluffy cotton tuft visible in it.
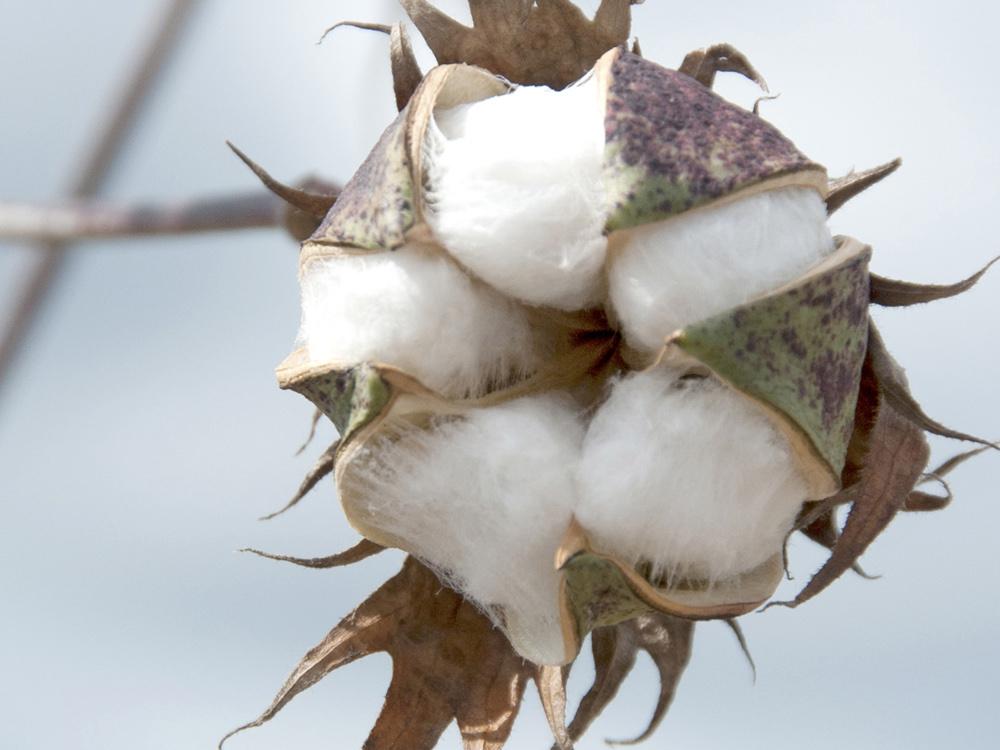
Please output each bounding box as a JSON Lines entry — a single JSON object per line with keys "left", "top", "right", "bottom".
{"left": 298, "top": 246, "right": 548, "bottom": 398}
{"left": 609, "top": 187, "right": 834, "bottom": 353}
{"left": 576, "top": 367, "right": 810, "bottom": 584}
{"left": 343, "top": 394, "right": 584, "bottom": 664}
{"left": 425, "top": 75, "right": 608, "bottom": 310}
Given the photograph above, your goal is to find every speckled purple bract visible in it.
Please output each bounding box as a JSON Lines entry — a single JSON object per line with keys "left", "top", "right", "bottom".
{"left": 676, "top": 242, "right": 872, "bottom": 479}
{"left": 604, "top": 52, "right": 822, "bottom": 232}
{"left": 311, "top": 112, "right": 415, "bottom": 251}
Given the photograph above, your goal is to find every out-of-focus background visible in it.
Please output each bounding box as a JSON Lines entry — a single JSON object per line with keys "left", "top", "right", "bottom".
{"left": 0, "top": 1, "right": 997, "bottom": 748}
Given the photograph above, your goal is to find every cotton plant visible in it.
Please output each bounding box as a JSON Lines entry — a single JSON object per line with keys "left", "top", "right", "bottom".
{"left": 222, "top": 2, "right": 996, "bottom": 748}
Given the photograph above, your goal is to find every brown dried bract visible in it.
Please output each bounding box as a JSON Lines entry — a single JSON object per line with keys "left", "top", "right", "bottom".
{"left": 400, "top": 0, "right": 642, "bottom": 88}
{"left": 221, "top": 556, "right": 541, "bottom": 750}
{"left": 677, "top": 43, "right": 768, "bottom": 92}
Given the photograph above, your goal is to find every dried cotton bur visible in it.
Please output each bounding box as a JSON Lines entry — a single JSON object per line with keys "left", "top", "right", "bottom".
{"left": 223, "top": 1, "right": 997, "bottom": 747}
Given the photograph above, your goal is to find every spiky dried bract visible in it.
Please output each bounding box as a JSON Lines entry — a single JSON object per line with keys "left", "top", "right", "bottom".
{"left": 826, "top": 158, "right": 901, "bottom": 215}
{"left": 221, "top": 557, "right": 536, "bottom": 750}
{"left": 400, "top": 0, "right": 640, "bottom": 89}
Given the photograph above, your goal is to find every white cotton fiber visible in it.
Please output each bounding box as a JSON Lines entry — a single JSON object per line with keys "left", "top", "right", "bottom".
{"left": 576, "top": 367, "right": 810, "bottom": 585}
{"left": 298, "top": 246, "right": 548, "bottom": 398}
{"left": 343, "top": 394, "right": 584, "bottom": 664}
{"left": 609, "top": 187, "right": 834, "bottom": 353}
{"left": 424, "top": 74, "right": 608, "bottom": 310}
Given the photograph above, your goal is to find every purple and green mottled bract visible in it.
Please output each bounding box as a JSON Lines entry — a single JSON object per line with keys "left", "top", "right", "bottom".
{"left": 311, "top": 113, "right": 415, "bottom": 252}
{"left": 674, "top": 239, "right": 872, "bottom": 482}
{"left": 283, "top": 363, "right": 393, "bottom": 448}
{"left": 603, "top": 51, "right": 823, "bottom": 232}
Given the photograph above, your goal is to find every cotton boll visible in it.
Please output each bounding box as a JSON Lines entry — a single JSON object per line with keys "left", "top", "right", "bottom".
{"left": 343, "top": 394, "right": 584, "bottom": 664}
{"left": 298, "top": 246, "right": 548, "bottom": 399}
{"left": 425, "top": 75, "right": 608, "bottom": 310}
{"left": 576, "top": 367, "right": 810, "bottom": 585}
{"left": 609, "top": 187, "right": 834, "bottom": 353}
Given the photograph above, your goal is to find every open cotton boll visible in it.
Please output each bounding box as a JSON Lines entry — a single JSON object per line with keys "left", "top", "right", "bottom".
{"left": 576, "top": 367, "right": 810, "bottom": 585}
{"left": 425, "top": 74, "right": 608, "bottom": 310}
{"left": 609, "top": 187, "right": 834, "bottom": 353}
{"left": 343, "top": 394, "right": 584, "bottom": 665}
{"left": 299, "top": 246, "right": 548, "bottom": 399}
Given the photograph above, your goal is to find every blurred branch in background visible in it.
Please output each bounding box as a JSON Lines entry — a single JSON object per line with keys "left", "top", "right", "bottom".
{"left": 0, "top": 0, "right": 198, "bottom": 396}
{"left": 0, "top": 192, "right": 301, "bottom": 243}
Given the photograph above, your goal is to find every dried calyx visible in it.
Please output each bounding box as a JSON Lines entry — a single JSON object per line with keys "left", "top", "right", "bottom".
{"left": 224, "top": 1, "right": 996, "bottom": 748}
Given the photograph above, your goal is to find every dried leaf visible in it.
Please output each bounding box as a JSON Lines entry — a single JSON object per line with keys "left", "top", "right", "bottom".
{"left": 868, "top": 325, "right": 996, "bottom": 448}
{"left": 904, "top": 487, "right": 952, "bottom": 513}
{"left": 387, "top": 23, "right": 423, "bottom": 110}
{"left": 678, "top": 43, "right": 768, "bottom": 91}
{"left": 608, "top": 614, "right": 694, "bottom": 746}
{"left": 870, "top": 256, "right": 998, "bottom": 307}
{"left": 239, "top": 538, "right": 384, "bottom": 569}
{"left": 798, "top": 506, "right": 878, "bottom": 580}
{"left": 774, "top": 379, "right": 930, "bottom": 609}
{"left": 226, "top": 141, "right": 337, "bottom": 219}
{"left": 826, "top": 158, "right": 902, "bottom": 215}
{"left": 902, "top": 445, "right": 991, "bottom": 512}
{"left": 400, "top": 0, "right": 640, "bottom": 88}
{"left": 722, "top": 618, "right": 756, "bottom": 682}
{"left": 221, "top": 558, "right": 535, "bottom": 750}
{"left": 563, "top": 626, "right": 638, "bottom": 744}
{"left": 259, "top": 439, "right": 337, "bottom": 521}
{"left": 294, "top": 408, "right": 323, "bottom": 456}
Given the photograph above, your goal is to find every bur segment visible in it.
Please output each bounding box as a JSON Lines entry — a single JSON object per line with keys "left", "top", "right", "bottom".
{"left": 673, "top": 238, "right": 872, "bottom": 486}
{"left": 603, "top": 50, "right": 825, "bottom": 232}
{"left": 311, "top": 113, "right": 414, "bottom": 250}
{"left": 279, "top": 361, "right": 393, "bottom": 446}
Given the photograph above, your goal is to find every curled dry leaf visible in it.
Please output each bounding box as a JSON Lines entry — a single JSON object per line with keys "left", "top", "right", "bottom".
{"left": 903, "top": 446, "right": 992, "bottom": 512}
{"left": 677, "top": 43, "right": 769, "bottom": 91}
{"left": 554, "top": 614, "right": 695, "bottom": 748}
{"left": 771, "top": 327, "right": 932, "bottom": 609}
{"left": 320, "top": 21, "right": 423, "bottom": 111}
{"left": 258, "top": 439, "right": 337, "bottom": 521}
{"left": 240, "top": 538, "right": 383, "bottom": 569}
{"left": 606, "top": 614, "right": 694, "bottom": 746}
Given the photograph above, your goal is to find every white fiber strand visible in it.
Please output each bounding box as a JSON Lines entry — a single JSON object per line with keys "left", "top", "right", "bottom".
{"left": 345, "top": 394, "right": 585, "bottom": 665}
{"left": 425, "top": 75, "right": 609, "bottom": 310}
{"left": 609, "top": 187, "right": 834, "bottom": 353}
{"left": 576, "top": 367, "right": 810, "bottom": 584}
{"left": 298, "top": 246, "right": 548, "bottom": 399}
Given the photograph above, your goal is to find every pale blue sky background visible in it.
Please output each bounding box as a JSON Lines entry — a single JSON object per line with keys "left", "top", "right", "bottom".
{"left": 0, "top": 2, "right": 997, "bottom": 748}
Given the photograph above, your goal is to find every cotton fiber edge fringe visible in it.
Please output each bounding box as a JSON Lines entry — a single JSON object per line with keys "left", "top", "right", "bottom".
{"left": 576, "top": 367, "right": 811, "bottom": 585}
{"left": 298, "top": 246, "right": 549, "bottom": 398}
{"left": 425, "top": 74, "right": 608, "bottom": 310}
{"left": 609, "top": 187, "right": 834, "bottom": 353}
{"left": 344, "top": 394, "right": 585, "bottom": 664}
